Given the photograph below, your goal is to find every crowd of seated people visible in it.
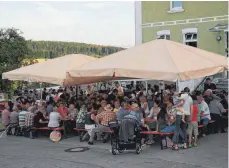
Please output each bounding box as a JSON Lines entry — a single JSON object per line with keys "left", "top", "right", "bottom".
{"left": 1, "top": 80, "right": 228, "bottom": 151}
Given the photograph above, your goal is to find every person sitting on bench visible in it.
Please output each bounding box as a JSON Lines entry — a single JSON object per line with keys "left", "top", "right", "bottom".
{"left": 33, "top": 109, "right": 48, "bottom": 137}
{"left": 88, "top": 104, "right": 116, "bottom": 145}
{"left": 81, "top": 105, "right": 96, "bottom": 141}
{"left": 9, "top": 105, "right": 20, "bottom": 135}
{"left": 48, "top": 107, "right": 61, "bottom": 128}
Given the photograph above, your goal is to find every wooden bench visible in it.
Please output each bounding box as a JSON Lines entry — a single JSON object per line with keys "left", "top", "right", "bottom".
{"left": 32, "top": 127, "right": 66, "bottom": 139}
{"left": 73, "top": 128, "right": 113, "bottom": 142}
{"left": 198, "top": 120, "right": 216, "bottom": 135}
{"left": 209, "top": 120, "right": 215, "bottom": 124}
{"left": 33, "top": 127, "right": 64, "bottom": 131}
{"left": 208, "top": 120, "right": 216, "bottom": 133}
{"left": 198, "top": 125, "right": 204, "bottom": 128}
{"left": 140, "top": 131, "right": 174, "bottom": 150}
{"left": 73, "top": 128, "right": 87, "bottom": 132}
{"left": 198, "top": 120, "right": 215, "bottom": 128}
{"left": 73, "top": 128, "right": 113, "bottom": 133}
{"left": 144, "top": 118, "right": 156, "bottom": 122}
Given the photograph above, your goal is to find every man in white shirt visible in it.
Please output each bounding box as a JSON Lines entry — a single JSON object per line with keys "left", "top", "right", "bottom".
{"left": 48, "top": 108, "right": 61, "bottom": 128}
{"left": 199, "top": 98, "right": 211, "bottom": 136}
{"left": 173, "top": 87, "right": 193, "bottom": 149}
{"left": 180, "top": 93, "right": 193, "bottom": 116}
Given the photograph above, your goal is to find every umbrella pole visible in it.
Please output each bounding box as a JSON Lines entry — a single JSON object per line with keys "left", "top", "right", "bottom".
{"left": 75, "top": 86, "right": 77, "bottom": 104}
{"left": 145, "top": 81, "right": 148, "bottom": 94}
{"left": 40, "top": 82, "right": 42, "bottom": 100}
{"left": 76, "top": 86, "right": 79, "bottom": 99}
{"left": 161, "top": 89, "right": 163, "bottom": 104}
{"left": 176, "top": 79, "right": 179, "bottom": 92}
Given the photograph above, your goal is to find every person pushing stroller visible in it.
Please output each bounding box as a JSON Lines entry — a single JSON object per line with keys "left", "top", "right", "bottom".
{"left": 121, "top": 103, "right": 148, "bottom": 148}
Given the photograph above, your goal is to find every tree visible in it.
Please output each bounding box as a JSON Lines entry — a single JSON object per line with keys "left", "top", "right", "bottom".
{"left": 26, "top": 41, "right": 124, "bottom": 59}
{"left": 0, "top": 28, "right": 30, "bottom": 92}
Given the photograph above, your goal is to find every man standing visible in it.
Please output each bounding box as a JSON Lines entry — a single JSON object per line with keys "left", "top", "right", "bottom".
{"left": 173, "top": 87, "right": 193, "bottom": 149}
{"left": 204, "top": 78, "right": 216, "bottom": 92}
{"left": 88, "top": 104, "right": 116, "bottom": 145}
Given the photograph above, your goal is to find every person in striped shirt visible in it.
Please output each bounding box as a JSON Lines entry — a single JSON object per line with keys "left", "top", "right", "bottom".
{"left": 25, "top": 106, "right": 36, "bottom": 127}
{"left": 19, "top": 102, "right": 30, "bottom": 127}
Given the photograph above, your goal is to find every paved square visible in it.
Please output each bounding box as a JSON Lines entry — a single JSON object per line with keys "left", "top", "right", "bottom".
{"left": 0, "top": 133, "right": 228, "bottom": 168}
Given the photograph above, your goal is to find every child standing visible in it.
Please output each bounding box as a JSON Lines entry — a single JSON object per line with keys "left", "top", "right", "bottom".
{"left": 188, "top": 95, "right": 199, "bottom": 148}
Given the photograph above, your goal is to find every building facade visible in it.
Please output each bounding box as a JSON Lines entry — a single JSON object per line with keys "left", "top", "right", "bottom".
{"left": 135, "top": 1, "right": 228, "bottom": 56}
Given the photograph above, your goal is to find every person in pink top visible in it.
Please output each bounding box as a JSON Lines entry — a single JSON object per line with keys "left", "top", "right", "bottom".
{"left": 2, "top": 102, "right": 11, "bottom": 128}
{"left": 57, "top": 101, "right": 68, "bottom": 118}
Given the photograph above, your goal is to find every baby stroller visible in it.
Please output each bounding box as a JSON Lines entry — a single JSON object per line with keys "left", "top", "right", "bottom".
{"left": 108, "top": 119, "right": 141, "bottom": 155}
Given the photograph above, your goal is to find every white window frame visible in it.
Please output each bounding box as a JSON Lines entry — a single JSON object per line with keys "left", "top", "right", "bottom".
{"left": 157, "top": 30, "right": 170, "bottom": 40}
{"left": 182, "top": 28, "right": 198, "bottom": 47}
{"left": 168, "top": 1, "right": 184, "bottom": 14}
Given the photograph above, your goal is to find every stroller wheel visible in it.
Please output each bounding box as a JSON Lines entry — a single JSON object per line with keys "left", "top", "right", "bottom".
{"left": 111, "top": 143, "right": 117, "bottom": 155}
{"left": 136, "top": 143, "right": 141, "bottom": 155}
{"left": 118, "top": 149, "right": 123, "bottom": 153}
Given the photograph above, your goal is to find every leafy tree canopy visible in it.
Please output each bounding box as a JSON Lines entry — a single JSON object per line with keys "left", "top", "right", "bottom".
{"left": 0, "top": 28, "right": 125, "bottom": 93}
{"left": 0, "top": 28, "right": 30, "bottom": 92}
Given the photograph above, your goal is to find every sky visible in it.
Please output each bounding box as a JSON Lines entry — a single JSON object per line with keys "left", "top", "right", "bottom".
{"left": 0, "top": 1, "right": 135, "bottom": 48}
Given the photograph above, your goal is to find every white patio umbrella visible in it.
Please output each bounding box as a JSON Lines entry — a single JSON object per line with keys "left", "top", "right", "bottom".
{"left": 68, "top": 40, "right": 228, "bottom": 84}
{"left": 2, "top": 54, "right": 98, "bottom": 99}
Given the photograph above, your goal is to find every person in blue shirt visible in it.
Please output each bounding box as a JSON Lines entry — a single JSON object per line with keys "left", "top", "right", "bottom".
{"left": 124, "top": 103, "right": 142, "bottom": 127}
{"left": 116, "top": 102, "right": 130, "bottom": 121}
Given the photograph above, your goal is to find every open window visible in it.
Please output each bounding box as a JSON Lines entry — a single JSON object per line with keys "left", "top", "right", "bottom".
{"left": 182, "top": 28, "right": 198, "bottom": 47}
{"left": 157, "top": 30, "right": 170, "bottom": 40}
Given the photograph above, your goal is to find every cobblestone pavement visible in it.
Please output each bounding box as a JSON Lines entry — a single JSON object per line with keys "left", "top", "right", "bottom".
{"left": 0, "top": 133, "right": 227, "bottom": 168}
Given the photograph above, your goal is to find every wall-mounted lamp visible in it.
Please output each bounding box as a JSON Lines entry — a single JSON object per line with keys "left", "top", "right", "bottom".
{"left": 216, "top": 35, "right": 222, "bottom": 41}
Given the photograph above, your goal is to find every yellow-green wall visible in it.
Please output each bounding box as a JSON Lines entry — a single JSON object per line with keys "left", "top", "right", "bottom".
{"left": 142, "top": 1, "right": 228, "bottom": 55}
{"left": 142, "top": 1, "right": 228, "bottom": 23}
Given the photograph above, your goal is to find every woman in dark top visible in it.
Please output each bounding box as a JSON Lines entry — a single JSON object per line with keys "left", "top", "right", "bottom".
{"left": 33, "top": 110, "right": 48, "bottom": 138}
{"left": 33, "top": 111, "right": 48, "bottom": 128}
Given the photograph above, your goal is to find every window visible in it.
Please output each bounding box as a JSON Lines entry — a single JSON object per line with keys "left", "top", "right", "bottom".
{"left": 157, "top": 30, "right": 170, "bottom": 40}
{"left": 182, "top": 28, "right": 197, "bottom": 48}
{"left": 168, "top": 1, "right": 184, "bottom": 14}
{"left": 157, "top": 35, "right": 170, "bottom": 40}
{"left": 171, "top": 1, "right": 182, "bottom": 9}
